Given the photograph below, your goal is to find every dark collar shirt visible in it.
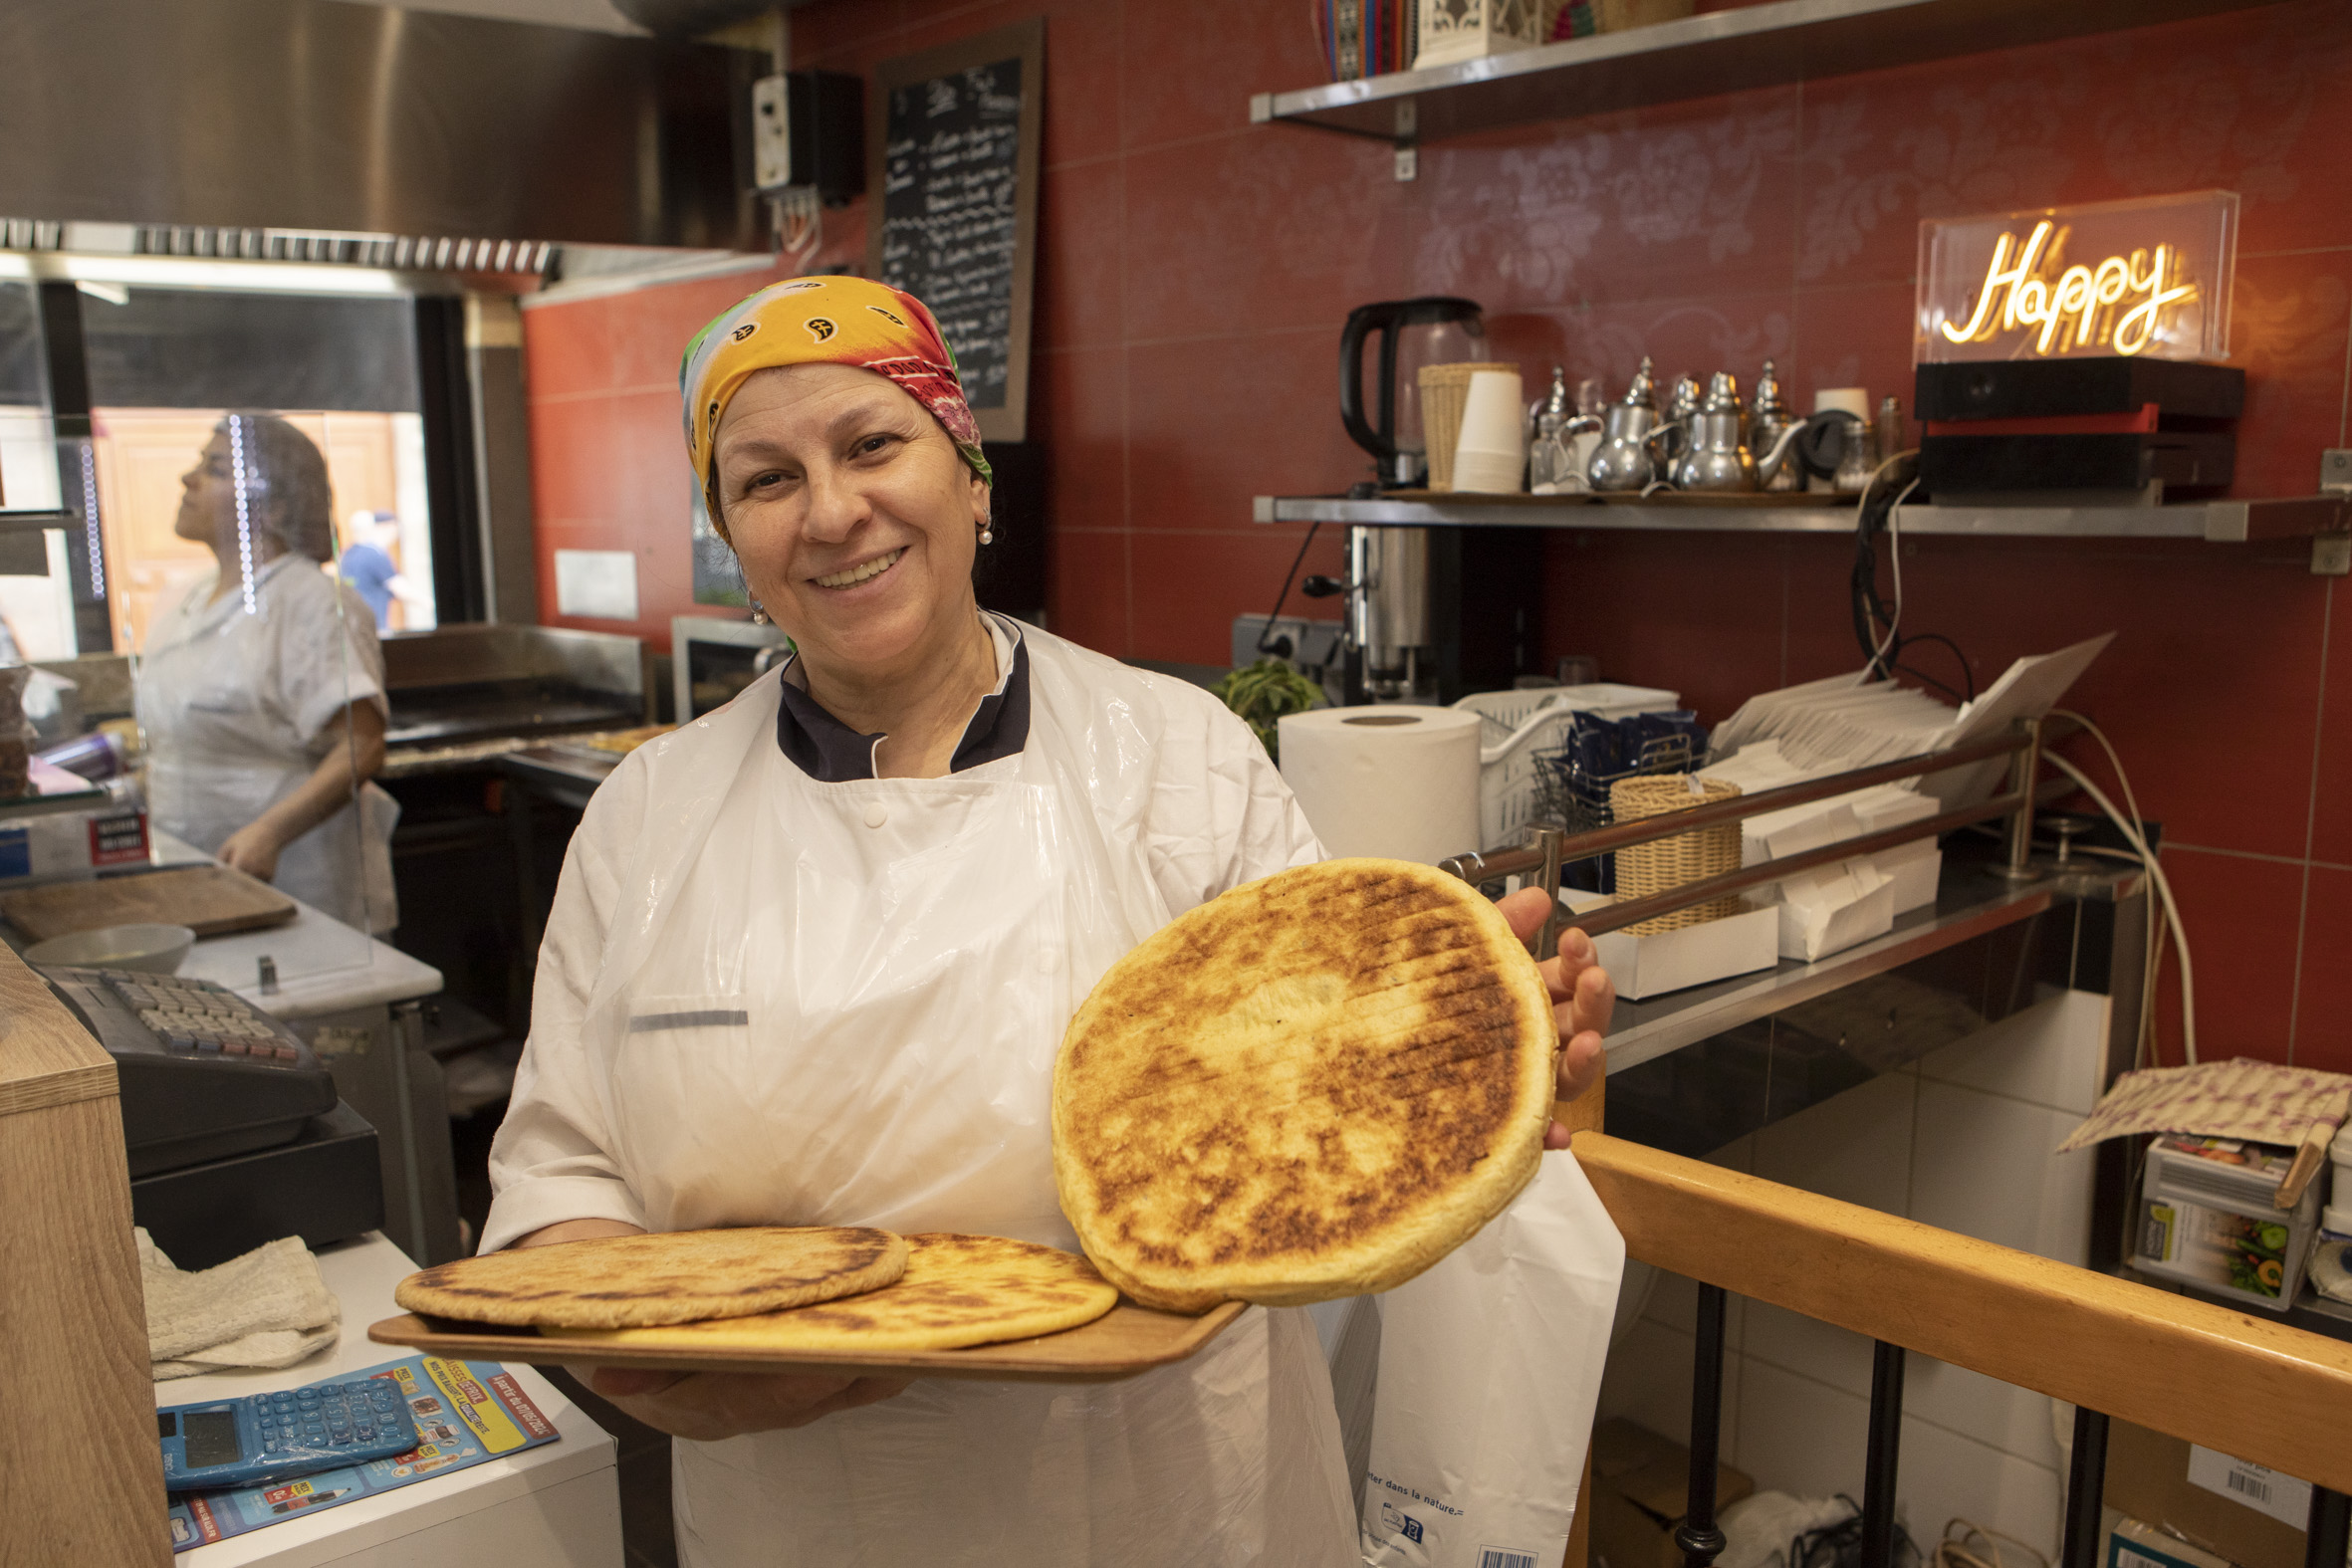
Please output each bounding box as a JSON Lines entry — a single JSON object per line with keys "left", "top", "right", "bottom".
{"left": 773, "top": 612, "right": 1031, "bottom": 783}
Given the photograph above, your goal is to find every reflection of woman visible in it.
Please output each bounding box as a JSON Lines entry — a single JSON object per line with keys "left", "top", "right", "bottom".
{"left": 484, "top": 278, "right": 1613, "bottom": 1564}
{"left": 136, "top": 413, "right": 399, "bottom": 934}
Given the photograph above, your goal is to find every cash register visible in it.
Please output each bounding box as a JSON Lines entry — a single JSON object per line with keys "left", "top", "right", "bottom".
{"left": 35, "top": 964, "right": 385, "bottom": 1268}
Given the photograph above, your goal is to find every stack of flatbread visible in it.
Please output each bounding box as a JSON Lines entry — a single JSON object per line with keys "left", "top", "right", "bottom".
{"left": 394, "top": 1226, "right": 1120, "bottom": 1353}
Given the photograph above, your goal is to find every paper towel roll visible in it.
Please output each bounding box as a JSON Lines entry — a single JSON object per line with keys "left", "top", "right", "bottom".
{"left": 1277, "top": 705, "right": 1483, "bottom": 865}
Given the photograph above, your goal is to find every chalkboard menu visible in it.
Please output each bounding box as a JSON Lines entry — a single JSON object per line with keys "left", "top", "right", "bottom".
{"left": 866, "top": 20, "right": 1043, "bottom": 442}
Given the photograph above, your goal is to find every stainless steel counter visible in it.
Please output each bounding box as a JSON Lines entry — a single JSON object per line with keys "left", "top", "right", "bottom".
{"left": 1596, "top": 849, "right": 2146, "bottom": 1168}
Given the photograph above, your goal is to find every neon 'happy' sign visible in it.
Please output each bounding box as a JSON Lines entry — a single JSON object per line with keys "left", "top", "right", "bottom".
{"left": 1915, "top": 191, "right": 2237, "bottom": 364}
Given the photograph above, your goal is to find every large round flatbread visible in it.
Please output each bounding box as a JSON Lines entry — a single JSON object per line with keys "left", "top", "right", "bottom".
{"left": 394, "top": 1227, "right": 908, "bottom": 1329}
{"left": 1055, "top": 857, "right": 1556, "bottom": 1312}
{"left": 545, "top": 1233, "right": 1118, "bottom": 1352}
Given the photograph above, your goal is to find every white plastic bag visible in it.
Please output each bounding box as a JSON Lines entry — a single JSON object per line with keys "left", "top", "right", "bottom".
{"left": 1361, "top": 1150, "right": 1626, "bottom": 1568}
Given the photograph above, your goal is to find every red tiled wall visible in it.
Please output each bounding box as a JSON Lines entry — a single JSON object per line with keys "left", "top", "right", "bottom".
{"left": 522, "top": 261, "right": 787, "bottom": 650}
{"left": 522, "top": 0, "right": 2351, "bottom": 1071}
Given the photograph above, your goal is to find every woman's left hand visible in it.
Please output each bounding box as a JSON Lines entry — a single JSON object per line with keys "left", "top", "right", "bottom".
{"left": 1497, "top": 887, "right": 1615, "bottom": 1149}
{"left": 216, "top": 823, "right": 283, "bottom": 882}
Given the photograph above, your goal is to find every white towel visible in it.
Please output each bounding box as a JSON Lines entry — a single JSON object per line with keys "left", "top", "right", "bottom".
{"left": 139, "top": 1230, "right": 341, "bottom": 1380}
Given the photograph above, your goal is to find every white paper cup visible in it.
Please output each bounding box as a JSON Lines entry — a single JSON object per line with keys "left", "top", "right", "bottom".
{"left": 1452, "top": 369, "right": 1526, "bottom": 493}
{"left": 1452, "top": 447, "right": 1527, "bottom": 494}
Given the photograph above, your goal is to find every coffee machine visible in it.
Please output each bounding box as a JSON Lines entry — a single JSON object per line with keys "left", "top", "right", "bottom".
{"left": 1333, "top": 299, "right": 1534, "bottom": 703}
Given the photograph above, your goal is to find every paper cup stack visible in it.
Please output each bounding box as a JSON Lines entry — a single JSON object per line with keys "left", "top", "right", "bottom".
{"left": 1451, "top": 368, "right": 1526, "bottom": 494}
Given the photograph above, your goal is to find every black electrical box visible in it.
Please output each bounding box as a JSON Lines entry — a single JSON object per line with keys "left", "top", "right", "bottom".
{"left": 1916, "top": 356, "right": 2243, "bottom": 497}
{"left": 1916, "top": 358, "right": 2243, "bottom": 421}
{"left": 1919, "top": 431, "right": 2235, "bottom": 494}
{"left": 755, "top": 70, "right": 864, "bottom": 206}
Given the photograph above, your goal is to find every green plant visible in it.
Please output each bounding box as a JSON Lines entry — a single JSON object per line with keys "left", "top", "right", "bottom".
{"left": 1214, "top": 658, "right": 1325, "bottom": 762}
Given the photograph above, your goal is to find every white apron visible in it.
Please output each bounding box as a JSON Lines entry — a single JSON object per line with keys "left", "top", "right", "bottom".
{"left": 573, "top": 662, "right": 1354, "bottom": 1566}
{"left": 137, "top": 558, "right": 400, "bottom": 935}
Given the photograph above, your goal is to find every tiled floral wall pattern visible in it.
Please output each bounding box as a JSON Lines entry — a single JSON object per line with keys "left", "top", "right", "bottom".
{"left": 523, "top": 0, "right": 2351, "bottom": 1070}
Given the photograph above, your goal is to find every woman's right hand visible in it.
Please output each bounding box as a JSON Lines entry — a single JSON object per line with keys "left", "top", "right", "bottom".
{"left": 513, "top": 1218, "right": 912, "bottom": 1438}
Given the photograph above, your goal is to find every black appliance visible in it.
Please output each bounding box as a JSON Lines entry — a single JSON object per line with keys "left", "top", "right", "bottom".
{"left": 35, "top": 964, "right": 382, "bottom": 1268}
{"left": 1916, "top": 357, "right": 2244, "bottom": 497}
{"left": 1340, "top": 297, "right": 1487, "bottom": 489}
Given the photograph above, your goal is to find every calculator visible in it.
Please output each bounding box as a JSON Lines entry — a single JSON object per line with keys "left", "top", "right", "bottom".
{"left": 159, "top": 1375, "right": 421, "bottom": 1491}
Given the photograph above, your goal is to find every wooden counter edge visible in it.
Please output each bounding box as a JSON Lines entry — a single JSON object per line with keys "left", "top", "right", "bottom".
{"left": 0, "top": 943, "right": 171, "bottom": 1564}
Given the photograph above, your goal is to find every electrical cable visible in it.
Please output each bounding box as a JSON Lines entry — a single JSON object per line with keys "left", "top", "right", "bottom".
{"left": 1843, "top": 449, "right": 1981, "bottom": 701}
{"left": 2043, "top": 751, "right": 2197, "bottom": 1065}
{"left": 2048, "top": 707, "right": 2168, "bottom": 1070}
{"left": 1254, "top": 520, "right": 1322, "bottom": 657}
{"left": 1864, "top": 475, "right": 1921, "bottom": 679}
{"left": 1894, "top": 632, "right": 1978, "bottom": 704}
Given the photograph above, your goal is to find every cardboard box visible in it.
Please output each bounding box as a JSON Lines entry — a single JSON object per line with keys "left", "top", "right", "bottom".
{"left": 1771, "top": 859, "right": 1896, "bottom": 962}
{"left": 2106, "top": 1509, "right": 2234, "bottom": 1568}
{"left": 1576, "top": 896, "right": 1779, "bottom": 1001}
{"left": 2104, "top": 1420, "right": 2314, "bottom": 1568}
{"left": 1589, "top": 1419, "right": 1755, "bottom": 1568}
{"left": 1876, "top": 838, "right": 1942, "bottom": 916}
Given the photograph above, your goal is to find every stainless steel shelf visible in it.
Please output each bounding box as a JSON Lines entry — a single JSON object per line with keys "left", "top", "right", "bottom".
{"left": 1249, "top": 0, "right": 2288, "bottom": 144}
{"left": 1253, "top": 494, "right": 2346, "bottom": 543}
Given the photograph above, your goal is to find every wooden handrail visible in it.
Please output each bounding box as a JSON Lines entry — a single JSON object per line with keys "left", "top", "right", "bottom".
{"left": 1569, "top": 1131, "right": 2352, "bottom": 1496}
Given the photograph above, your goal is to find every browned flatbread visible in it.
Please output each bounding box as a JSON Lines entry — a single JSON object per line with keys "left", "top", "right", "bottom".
{"left": 545, "top": 1232, "right": 1119, "bottom": 1353}
{"left": 1054, "top": 857, "right": 1556, "bottom": 1312}
{"left": 394, "top": 1227, "right": 908, "bottom": 1329}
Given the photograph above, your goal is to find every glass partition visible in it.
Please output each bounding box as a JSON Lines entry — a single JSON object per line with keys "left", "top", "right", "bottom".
{"left": 102, "top": 408, "right": 389, "bottom": 979}
{"left": 0, "top": 275, "right": 436, "bottom": 980}
{"left": 75, "top": 284, "right": 437, "bottom": 637}
{"left": 0, "top": 280, "right": 76, "bottom": 663}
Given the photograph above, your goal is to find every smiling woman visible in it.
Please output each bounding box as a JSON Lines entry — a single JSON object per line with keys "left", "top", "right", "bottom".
{"left": 712, "top": 363, "right": 998, "bottom": 778}
{"left": 479, "top": 273, "right": 1616, "bottom": 1568}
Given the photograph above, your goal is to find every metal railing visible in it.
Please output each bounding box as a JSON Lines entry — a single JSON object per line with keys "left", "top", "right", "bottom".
{"left": 1442, "top": 721, "right": 2045, "bottom": 957}
{"left": 1570, "top": 1131, "right": 2352, "bottom": 1568}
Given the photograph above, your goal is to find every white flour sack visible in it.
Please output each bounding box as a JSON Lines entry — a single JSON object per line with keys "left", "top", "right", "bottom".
{"left": 1360, "top": 1149, "right": 1626, "bottom": 1568}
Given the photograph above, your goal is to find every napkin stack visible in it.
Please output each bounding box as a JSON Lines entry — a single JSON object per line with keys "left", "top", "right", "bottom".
{"left": 140, "top": 1230, "right": 341, "bottom": 1380}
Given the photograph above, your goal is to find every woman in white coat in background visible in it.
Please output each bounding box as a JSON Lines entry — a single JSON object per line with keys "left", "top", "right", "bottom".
{"left": 136, "top": 412, "right": 399, "bottom": 934}
{"left": 482, "top": 276, "right": 1616, "bottom": 1566}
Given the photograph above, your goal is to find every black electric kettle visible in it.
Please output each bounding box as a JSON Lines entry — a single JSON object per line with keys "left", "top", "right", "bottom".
{"left": 1339, "top": 297, "right": 1486, "bottom": 488}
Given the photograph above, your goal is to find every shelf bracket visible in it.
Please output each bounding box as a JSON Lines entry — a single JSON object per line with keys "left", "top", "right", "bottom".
{"left": 1393, "top": 100, "right": 1417, "bottom": 182}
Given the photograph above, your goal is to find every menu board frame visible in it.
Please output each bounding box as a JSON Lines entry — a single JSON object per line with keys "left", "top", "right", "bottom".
{"left": 864, "top": 18, "right": 1044, "bottom": 443}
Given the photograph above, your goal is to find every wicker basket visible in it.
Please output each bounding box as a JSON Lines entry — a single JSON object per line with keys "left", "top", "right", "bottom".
{"left": 1417, "top": 360, "right": 1519, "bottom": 491}
{"left": 1608, "top": 775, "right": 1743, "bottom": 935}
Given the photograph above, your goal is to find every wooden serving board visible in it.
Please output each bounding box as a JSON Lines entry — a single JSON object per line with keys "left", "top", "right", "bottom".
{"left": 1, "top": 864, "right": 299, "bottom": 942}
{"left": 370, "top": 1299, "right": 1247, "bottom": 1384}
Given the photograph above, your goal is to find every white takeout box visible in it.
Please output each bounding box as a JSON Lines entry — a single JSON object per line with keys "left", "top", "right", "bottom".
{"left": 1765, "top": 859, "right": 1896, "bottom": 962}
{"left": 1566, "top": 890, "right": 1778, "bottom": 1001}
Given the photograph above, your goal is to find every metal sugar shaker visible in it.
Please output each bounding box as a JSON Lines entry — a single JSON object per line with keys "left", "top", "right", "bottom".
{"left": 1832, "top": 413, "right": 1881, "bottom": 494}
{"left": 1529, "top": 364, "right": 1598, "bottom": 494}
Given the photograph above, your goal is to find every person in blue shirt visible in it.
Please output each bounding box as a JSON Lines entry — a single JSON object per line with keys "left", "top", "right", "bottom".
{"left": 337, "top": 510, "right": 420, "bottom": 631}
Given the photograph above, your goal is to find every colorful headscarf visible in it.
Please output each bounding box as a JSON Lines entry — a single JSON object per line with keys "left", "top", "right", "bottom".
{"left": 680, "top": 275, "right": 991, "bottom": 539}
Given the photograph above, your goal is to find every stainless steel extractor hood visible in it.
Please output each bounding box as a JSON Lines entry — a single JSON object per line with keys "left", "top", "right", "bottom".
{"left": 0, "top": 0, "right": 762, "bottom": 251}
